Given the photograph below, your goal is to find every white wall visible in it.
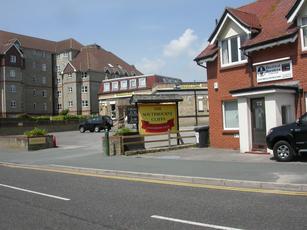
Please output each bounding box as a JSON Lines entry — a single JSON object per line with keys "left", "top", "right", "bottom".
{"left": 238, "top": 97, "right": 252, "bottom": 152}
{"left": 219, "top": 20, "right": 245, "bottom": 40}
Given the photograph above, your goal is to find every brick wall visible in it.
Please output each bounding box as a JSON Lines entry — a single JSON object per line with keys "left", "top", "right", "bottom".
{"left": 206, "top": 37, "right": 307, "bottom": 150}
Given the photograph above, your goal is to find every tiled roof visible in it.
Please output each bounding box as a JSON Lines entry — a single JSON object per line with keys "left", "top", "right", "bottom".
{"left": 0, "top": 30, "right": 83, "bottom": 53}
{"left": 66, "top": 44, "right": 142, "bottom": 75}
{"left": 195, "top": 0, "right": 299, "bottom": 61}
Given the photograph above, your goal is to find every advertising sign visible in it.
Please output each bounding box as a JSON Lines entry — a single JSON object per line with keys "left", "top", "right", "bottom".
{"left": 138, "top": 104, "right": 178, "bottom": 134}
{"left": 256, "top": 60, "right": 292, "bottom": 83}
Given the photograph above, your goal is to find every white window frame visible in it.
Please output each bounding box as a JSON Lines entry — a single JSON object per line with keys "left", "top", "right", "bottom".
{"left": 104, "top": 82, "right": 110, "bottom": 92}
{"left": 222, "top": 100, "right": 239, "bottom": 130}
{"left": 57, "top": 90, "right": 62, "bottom": 97}
{"left": 9, "top": 70, "right": 16, "bottom": 78}
{"left": 120, "top": 80, "right": 128, "bottom": 90}
{"left": 130, "top": 79, "right": 137, "bottom": 89}
{"left": 68, "top": 87, "right": 73, "bottom": 93}
{"left": 81, "top": 86, "right": 88, "bottom": 93}
{"left": 81, "top": 72, "right": 87, "bottom": 79}
{"left": 300, "top": 16, "right": 307, "bottom": 51}
{"left": 68, "top": 101, "right": 73, "bottom": 107}
{"left": 138, "top": 78, "right": 146, "bottom": 88}
{"left": 82, "top": 100, "right": 89, "bottom": 107}
{"left": 10, "top": 55, "right": 16, "bottom": 63}
{"left": 220, "top": 35, "right": 248, "bottom": 68}
{"left": 10, "top": 100, "right": 16, "bottom": 108}
{"left": 9, "top": 85, "right": 16, "bottom": 93}
{"left": 42, "top": 64, "right": 47, "bottom": 72}
{"left": 112, "top": 81, "right": 119, "bottom": 91}
{"left": 42, "top": 76, "right": 47, "bottom": 84}
{"left": 197, "top": 96, "right": 204, "bottom": 112}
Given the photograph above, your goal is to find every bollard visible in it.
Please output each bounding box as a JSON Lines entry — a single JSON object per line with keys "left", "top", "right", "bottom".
{"left": 103, "top": 129, "right": 110, "bottom": 156}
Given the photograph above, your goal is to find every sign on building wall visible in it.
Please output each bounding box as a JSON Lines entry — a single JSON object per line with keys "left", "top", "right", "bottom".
{"left": 138, "top": 104, "right": 178, "bottom": 134}
{"left": 256, "top": 60, "right": 292, "bottom": 83}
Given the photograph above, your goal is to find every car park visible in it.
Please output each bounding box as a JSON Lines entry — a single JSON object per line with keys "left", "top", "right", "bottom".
{"left": 79, "top": 116, "right": 113, "bottom": 133}
{"left": 266, "top": 112, "right": 307, "bottom": 162}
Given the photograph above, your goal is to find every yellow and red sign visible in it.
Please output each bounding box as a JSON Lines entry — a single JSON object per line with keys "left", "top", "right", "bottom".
{"left": 138, "top": 104, "right": 178, "bottom": 135}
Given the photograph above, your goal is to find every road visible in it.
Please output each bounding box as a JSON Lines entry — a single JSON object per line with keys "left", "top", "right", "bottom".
{"left": 1, "top": 165, "right": 306, "bottom": 230}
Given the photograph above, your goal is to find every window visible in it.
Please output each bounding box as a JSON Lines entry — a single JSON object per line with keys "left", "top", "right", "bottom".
{"left": 56, "top": 65, "right": 61, "bottom": 73}
{"left": 68, "top": 101, "right": 73, "bottom": 107}
{"left": 57, "top": 78, "right": 61, "bottom": 84}
{"left": 111, "top": 103, "right": 116, "bottom": 119}
{"left": 42, "top": 76, "right": 47, "bottom": 84}
{"left": 68, "top": 87, "right": 72, "bottom": 93}
{"left": 33, "top": 103, "right": 36, "bottom": 110}
{"left": 9, "top": 85, "right": 16, "bottom": 93}
{"left": 10, "top": 70, "right": 16, "bottom": 78}
{"left": 220, "top": 35, "right": 247, "bottom": 67}
{"left": 112, "top": 81, "right": 119, "bottom": 91}
{"left": 57, "top": 104, "right": 62, "bottom": 110}
{"left": 63, "top": 52, "right": 69, "bottom": 57}
{"left": 57, "top": 91, "right": 62, "bottom": 97}
{"left": 301, "top": 17, "right": 307, "bottom": 50}
{"left": 223, "top": 100, "right": 239, "bottom": 130}
{"left": 32, "top": 76, "right": 36, "bottom": 83}
{"left": 33, "top": 89, "right": 37, "bottom": 96}
{"left": 104, "top": 82, "right": 110, "bottom": 92}
{"left": 68, "top": 73, "right": 72, "bottom": 78}
{"left": 120, "top": 80, "right": 128, "bottom": 90}
{"left": 10, "top": 55, "right": 16, "bottom": 63}
{"left": 10, "top": 100, "right": 16, "bottom": 108}
{"left": 81, "top": 72, "right": 87, "bottom": 79}
{"left": 42, "top": 64, "right": 47, "bottom": 72}
{"left": 197, "top": 96, "right": 204, "bottom": 112}
{"left": 81, "top": 86, "right": 88, "bottom": 93}
{"left": 42, "top": 90, "right": 47, "bottom": 97}
{"left": 43, "top": 103, "right": 47, "bottom": 111}
{"left": 130, "top": 79, "right": 137, "bottom": 88}
{"left": 281, "top": 105, "right": 292, "bottom": 125}
{"left": 138, "top": 78, "right": 146, "bottom": 88}
{"left": 82, "top": 100, "right": 89, "bottom": 107}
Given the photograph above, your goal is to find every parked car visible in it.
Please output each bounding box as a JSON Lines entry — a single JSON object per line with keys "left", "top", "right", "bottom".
{"left": 79, "top": 116, "right": 113, "bottom": 133}
{"left": 266, "top": 112, "right": 307, "bottom": 162}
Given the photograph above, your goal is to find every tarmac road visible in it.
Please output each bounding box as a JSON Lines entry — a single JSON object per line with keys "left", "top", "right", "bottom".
{"left": 1, "top": 165, "right": 307, "bottom": 230}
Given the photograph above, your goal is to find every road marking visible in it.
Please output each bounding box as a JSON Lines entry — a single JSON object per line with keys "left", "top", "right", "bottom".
{"left": 0, "top": 183, "right": 70, "bottom": 201}
{"left": 151, "top": 215, "right": 244, "bottom": 230}
{"left": 2, "top": 163, "right": 307, "bottom": 197}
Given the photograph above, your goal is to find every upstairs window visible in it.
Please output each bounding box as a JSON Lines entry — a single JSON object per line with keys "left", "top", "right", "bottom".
{"left": 130, "top": 79, "right": 137, "bottom": 89}
{"left": 104, "top": 82, "right": 110, "bottom": 92}
{"left": 112, "top": 81, "right": 119, "bottom": 91}
{"left": 10, "top": 55, "right": 16, "bottom": 63}
{"left": 220, "top": 35, "right": 247, "bottom": 67}
{"left": 42, "top": 64, "right": 47, "bottom": 72}
{"left": 138, "top": 78, "right": 146, "bottom": 88}
{"left": 120, "top": 80, "right": 128, "bottom": 90}
{"left": 301, "top": 17, "right": 307, "bottom": 50}
{"left": 81, "top": 72, "right": 87, "bottom": 79}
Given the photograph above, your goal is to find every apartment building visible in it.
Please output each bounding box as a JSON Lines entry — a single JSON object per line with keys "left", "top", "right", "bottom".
{"left": 0, "top": 30, "right": 141, "bottom": 117}
{"left": 195, "top": 0, "right": 307, "bottom": 153}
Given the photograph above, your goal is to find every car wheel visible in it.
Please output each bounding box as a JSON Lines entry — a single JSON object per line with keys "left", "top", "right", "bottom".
{"left": 273, "top": 140, "right": 294, "bottom": 162}
{"left": 79, "top": 126, "right": 85, "bottom": 133}
{"left": 94, "top": 126, "right": 100, "bottom": 133}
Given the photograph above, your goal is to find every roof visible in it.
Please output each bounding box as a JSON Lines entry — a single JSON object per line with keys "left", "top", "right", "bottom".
{"left": 195, "top": 0, "right": 299, "bottom": 61}
{"left": 66, "top": 44, "right": 142, "bottom": 74}
{"left": 229, "top": 84, "right": 298, "bottom": 95}
{"left": 0, "top": 30, "right": 83, "bottom": 54}
{"left": 130, "top": 95, "right": 183, "bottom": 104}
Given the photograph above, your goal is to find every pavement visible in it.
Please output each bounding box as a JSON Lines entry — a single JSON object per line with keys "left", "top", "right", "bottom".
{"left": 1, "top": 131, "right": 307, "bottom": 192}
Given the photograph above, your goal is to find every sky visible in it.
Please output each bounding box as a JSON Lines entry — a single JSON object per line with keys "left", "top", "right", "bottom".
{"left": 0, "top": 0, "right": 251, "bottom": 82}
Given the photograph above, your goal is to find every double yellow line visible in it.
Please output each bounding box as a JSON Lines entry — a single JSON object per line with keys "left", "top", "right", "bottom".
{"left": 2, "top": 163, "right": 307, "bottom": 197}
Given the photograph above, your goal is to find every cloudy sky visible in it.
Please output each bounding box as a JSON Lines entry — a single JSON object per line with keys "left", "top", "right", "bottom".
{"left": 0, "top": 0, "right": 250, "bottom": 82}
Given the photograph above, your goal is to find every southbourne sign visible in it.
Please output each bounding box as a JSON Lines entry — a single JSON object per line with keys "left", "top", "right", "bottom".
{"left": 138, "top": 104, "right": 178, "bottom": 134}
{"left": 256, "top": 60, "right": 292, "bottom": 83}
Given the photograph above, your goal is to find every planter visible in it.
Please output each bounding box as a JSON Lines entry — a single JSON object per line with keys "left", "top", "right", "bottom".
{"left": 0, "top": 135, "right": 55, "bottom": 151}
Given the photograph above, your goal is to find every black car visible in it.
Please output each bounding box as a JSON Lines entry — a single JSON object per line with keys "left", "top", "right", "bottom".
{"left": 79, "top": 116, "right": 113, "bottom": 133}
{"left": 266, "top": 112, "right": 307, "bottom": 162}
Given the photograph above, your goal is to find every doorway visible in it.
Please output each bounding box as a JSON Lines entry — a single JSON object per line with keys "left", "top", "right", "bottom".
{"left": 251, "top": 98, "right": 266, "bottom": 149}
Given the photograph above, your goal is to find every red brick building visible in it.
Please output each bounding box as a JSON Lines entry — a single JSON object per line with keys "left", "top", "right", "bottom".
{"left": 195, "top": 0, "right": 307, "bottom": 153}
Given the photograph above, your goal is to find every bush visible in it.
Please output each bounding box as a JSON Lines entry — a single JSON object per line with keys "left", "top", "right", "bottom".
{"left": 115, "top": 127, "right": 134, "bottom": 136}
{"left": 32, "top": 116, "right": 50, "bottom": 121}
{"left": 17, "top": 113, "right": 34, "bottom": 120}
{"left": 59, "top": 109, "right": 69, "bottom": 116}
{"left": 24, "top": 127, "right": 48, "bottom": 137}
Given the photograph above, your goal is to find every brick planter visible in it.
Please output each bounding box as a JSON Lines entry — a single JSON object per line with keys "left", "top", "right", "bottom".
{"left": 0, "top": 135, "right": 55, "bottom": 151}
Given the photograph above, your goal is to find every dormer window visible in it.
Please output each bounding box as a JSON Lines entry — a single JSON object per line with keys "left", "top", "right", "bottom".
{"left": 301, "top": 17, "right": 307, "bottom": 51}
{"left": 220, "top": 34, "right": 247, "bottom": 67}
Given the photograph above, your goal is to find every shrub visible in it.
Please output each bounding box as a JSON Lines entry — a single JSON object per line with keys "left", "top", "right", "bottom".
{"left": 24, "top": 127, "right": 48, "bottom": 137}
{"left": 17, "top": 113, "right": 34, "bottom": 120}
{"left": 59, "top": 109, "right": 69, "bottom": 116}
{"left": 115, "top": 127, "right": 134, "bottom": 136}
{"left": 32, "top": 116, "right": 50, "bottom": 121}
